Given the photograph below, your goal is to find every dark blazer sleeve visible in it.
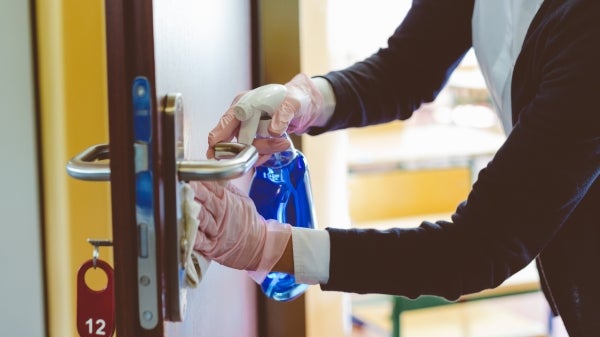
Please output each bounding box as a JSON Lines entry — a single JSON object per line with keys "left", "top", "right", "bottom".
{"left": 307, "top": 0, "right": 474, "bottom": 135}
{"left": 321, "top": 0, "right": 600, "bottom": 300}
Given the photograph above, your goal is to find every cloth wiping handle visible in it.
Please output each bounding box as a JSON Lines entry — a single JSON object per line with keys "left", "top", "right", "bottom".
{"left": 181, "top": 183, "right": 210, "bottom": 287}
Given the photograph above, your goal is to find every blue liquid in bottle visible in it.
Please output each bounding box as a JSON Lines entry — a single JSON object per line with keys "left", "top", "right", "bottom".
{"left": 249, "top": 133, "right": 316, "bottom": 302}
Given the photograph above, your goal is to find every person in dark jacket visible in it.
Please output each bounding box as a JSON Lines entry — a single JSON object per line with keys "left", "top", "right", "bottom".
{"left": 192, "top": 0, "right": 600, "bottom": 335}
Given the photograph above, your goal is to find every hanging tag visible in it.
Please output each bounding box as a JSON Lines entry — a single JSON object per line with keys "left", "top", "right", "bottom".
{"left": 77, "top": 259, "right": 115, "bottom": 337}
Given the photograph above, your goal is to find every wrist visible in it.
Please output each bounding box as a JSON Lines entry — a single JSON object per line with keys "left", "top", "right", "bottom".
{"left": 248, "top": 220, "right": 292, "bottom": 283}
{"left": 311, "top": 77, "right": 336, "bottom": 127}
{"left": 272, "top": 238, "right": 294, "bottom": 274}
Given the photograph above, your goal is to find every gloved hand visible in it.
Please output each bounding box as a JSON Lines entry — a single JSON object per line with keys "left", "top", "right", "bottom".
{"left": 207, "top": 73, "right": 325, "bottom": 165}
{"left": 180, "top": 183, "right": 211, "bottom": 288}
{"left": 191, "top": 180, "right": 292, "bottom": 282}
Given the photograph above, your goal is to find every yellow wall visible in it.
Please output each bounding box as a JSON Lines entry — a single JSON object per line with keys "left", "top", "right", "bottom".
{"left": 35, "top": 1, "right": 112, "bottom": 336}
{"left": 348, "top": 168, "right": 471, "bottom": 223}
{"left": 346, "top": 123, "right": 472, "bottom": 223}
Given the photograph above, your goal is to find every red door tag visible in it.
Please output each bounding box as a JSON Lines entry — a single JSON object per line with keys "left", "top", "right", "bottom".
{"left": 77, "top": 259, "right": 115, "bottom": 337}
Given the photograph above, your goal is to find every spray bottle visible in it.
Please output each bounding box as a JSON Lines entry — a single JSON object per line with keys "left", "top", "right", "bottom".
{"left": 234, "top": 84, "right": 317, "bottom": 302}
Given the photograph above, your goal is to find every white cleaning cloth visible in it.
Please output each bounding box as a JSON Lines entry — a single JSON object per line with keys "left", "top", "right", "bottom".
{"left": 181, "top": 183, "right": 211, "bottom": 287}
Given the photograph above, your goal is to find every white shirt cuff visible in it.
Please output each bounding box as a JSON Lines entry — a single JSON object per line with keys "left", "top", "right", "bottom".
{"left": 291, "top": 227, "right": 330, "bottom": 285}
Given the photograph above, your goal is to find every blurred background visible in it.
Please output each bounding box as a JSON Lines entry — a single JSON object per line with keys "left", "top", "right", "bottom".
{"left": 1, "top": 0, "right": 567, "bottom": 336}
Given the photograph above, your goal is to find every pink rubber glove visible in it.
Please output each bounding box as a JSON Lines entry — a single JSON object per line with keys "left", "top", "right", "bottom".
{"left": 207, "top": 73, "right": 324, "bottom": 165}
{"left": 191, "top": 180, "right": 292, "bottom": 282}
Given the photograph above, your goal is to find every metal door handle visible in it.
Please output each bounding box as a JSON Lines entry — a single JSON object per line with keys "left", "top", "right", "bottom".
{"left": 178, "top": 143, "right": 257, "bottom": 181}
{"left": 66, "top": 144, "right": 111, "bottom": 181}
{"left": 66, "top": 143, "right": 258, "bottom": 181}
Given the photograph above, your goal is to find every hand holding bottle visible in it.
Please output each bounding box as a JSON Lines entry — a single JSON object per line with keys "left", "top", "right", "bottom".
{"left": 268, "top": 73, "right": 326, "bottom": 135}
{"left": 206, "top": 73, "right": 330, "bottom": 165}
{"left": 191, "top": 180, "right": 292, "bottom": 282}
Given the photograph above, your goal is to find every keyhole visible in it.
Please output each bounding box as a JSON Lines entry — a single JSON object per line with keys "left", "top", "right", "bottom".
{"left": 85, "top": 267, "right": 109, "bottom": 291}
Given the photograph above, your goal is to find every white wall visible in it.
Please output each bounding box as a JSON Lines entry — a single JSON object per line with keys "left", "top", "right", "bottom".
{"left": 0, "top": 0, "right": 46, "bottom": 336}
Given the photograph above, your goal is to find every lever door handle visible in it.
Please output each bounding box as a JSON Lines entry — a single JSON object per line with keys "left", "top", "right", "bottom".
{"left": 177, "top": 143, "right": 257, "bottom": 181}
{"left": 66, "top": 144, "right": 111, "bottom": 181}
{"left": 66, "top": 142, "right": 258, "bottom": 182}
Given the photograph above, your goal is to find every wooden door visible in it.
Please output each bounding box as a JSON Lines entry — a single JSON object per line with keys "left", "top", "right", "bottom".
{"left": 104, "top": 1, "right": 259, "bottom": 336}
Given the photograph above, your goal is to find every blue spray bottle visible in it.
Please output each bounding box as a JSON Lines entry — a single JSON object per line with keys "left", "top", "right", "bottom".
{"left": 234, "top": 84, "right": 317, "bottom": 302}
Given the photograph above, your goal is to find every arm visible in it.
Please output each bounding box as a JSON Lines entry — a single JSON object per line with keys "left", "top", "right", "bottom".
{"left": 271, "top": 0, "right": 477, "bottom": 286}
{"left": 308, "top": 0, "right": 475, "bottom": 135}
{"left": 322, "top": 1, "right": 600, "bottom": 299}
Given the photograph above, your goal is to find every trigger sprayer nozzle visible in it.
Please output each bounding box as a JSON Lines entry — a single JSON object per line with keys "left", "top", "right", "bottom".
{"left": 233, "top": 84, "right": 287, "bottom": 145}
